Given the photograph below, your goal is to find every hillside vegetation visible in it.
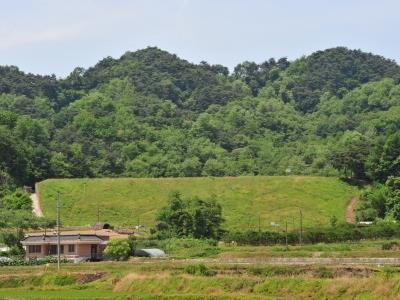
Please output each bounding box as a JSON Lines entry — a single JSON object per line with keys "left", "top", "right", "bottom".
{"left": 38, "top": 176, "right": 358, "bottom": 229}
{"left": 1, "top": 47, "right": 400, "bottom": 187}
{"left": 1, "top": 46, "right": 400, "bottom": 225}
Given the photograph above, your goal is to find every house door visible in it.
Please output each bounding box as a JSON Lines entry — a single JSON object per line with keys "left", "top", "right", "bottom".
{"left": 90, "top": 244, "right": 97, "bottom": 259}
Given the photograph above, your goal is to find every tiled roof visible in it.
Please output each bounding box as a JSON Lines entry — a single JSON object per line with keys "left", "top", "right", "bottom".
{"left": 21, "top": 234, "right": 105, "bottom": 244}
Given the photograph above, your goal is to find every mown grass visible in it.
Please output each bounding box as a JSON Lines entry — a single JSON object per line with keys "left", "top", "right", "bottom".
{"left": 38, "top": 176, "right": 358, "bottom": 230}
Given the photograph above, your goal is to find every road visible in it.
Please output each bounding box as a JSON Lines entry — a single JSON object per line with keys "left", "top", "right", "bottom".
{"left": 345, "top": 196, "right": 359, "bottom": 223}
{"left": 213, "top": 257, "right": 400, "bottom": 266}
{"left": 134, "top": 257, "right": 400, "bottom": 266}
{"left": 31, "top": 192, "right": 43, "bottom": 217}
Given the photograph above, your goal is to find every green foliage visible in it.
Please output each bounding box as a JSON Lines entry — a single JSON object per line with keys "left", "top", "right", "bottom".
{"left": 329, "top": 215, "right": 338, "bottom": 227}
{"left": 367, "top": 133, "right": 400, "bottom": 182}
{"left": 104, "top": 239, "right": 131, "bottom": 261}
{"left": 328, "top": 131, "right": 370, "bottom": 178}
{"left": 156, "top": 191, "right": 224, "bottom": 239}
{"left": 0, "top": 256, "right": 69, "bottom": 267}
{"left": 0, "top": 230, "right": 24, "bottom": 249}
{"left": 224, "top": 223, "right": 400, "bottom": 245}
{"left": 0, "top": 47, "right": 398, "bottom": 187}
{"left": 128, "top": 237, "right": 218, "bottom": 258}
{"left": 184, "top": 264, "right": 215, "bottom": 276}
{"left": 314, "top": 266, "right": 334, "bottom": 278}
{"left": 382, "top": 241, "right": 400, "bottom": 250}
{"left": 279, "top": 47, "right": 400, "bottom": 112}
{"left": 0, "top": 209, "right": 55, "bottom": 229}
{"left": 1, "top": 191, "right": 31, "bottom": 210}
{"left": 162, "top": 238, "right": 219, "bottom": 258}
{"left": 358, "top": 177, "right": 400, "bottom": 221}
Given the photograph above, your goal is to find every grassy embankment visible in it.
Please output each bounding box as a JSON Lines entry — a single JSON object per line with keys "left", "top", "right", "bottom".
{"left": 38, "top": 176, "right": 358, "bottom": 230}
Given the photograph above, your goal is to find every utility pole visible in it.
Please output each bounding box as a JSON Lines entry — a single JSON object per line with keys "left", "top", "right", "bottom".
{"left": 56, "top": 191, "right": 61, "bottom": 271}
{"left": 299, "top": 209, "right": 303, "bottom": 246}
{"left": 285, "top": 220, "right": 288, "bottom": 250}
{"left": 258, "top": 215, "right": 261, "bottom": 232}
{"left": 97, "top": 201, "right": 100, "bottom": 223}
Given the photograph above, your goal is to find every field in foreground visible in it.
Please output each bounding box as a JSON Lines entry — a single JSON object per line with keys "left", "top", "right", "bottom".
{"left": 38, "top": 176, "right": 358, "bottom": 230}
{"left": 3, "top": 240, "right": 400, "bottom": 299}
{"left": 2, "top": 248, "right": 400, "bottom": 300}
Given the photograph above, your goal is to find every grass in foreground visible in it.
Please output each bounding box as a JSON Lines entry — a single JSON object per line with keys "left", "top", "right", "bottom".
{"left": 1, "top": 260, "right": 400, "bottom": 299}
{"left": 217, "top": 239, "right": 400, "bottom": 259}
{"left": 38, "top": 176, "right": 358, "bottom": 230}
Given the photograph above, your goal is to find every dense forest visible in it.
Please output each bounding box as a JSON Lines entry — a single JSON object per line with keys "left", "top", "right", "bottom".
{"left": 1, "top": 46, "right": 400, "bottom": 222}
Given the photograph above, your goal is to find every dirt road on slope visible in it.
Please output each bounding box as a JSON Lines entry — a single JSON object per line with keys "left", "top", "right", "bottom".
{"left": 345, "top": 196, "right": 359, "bottom": 223}
{"left": 31, "top": 192, "right": 43, "bottom": 217}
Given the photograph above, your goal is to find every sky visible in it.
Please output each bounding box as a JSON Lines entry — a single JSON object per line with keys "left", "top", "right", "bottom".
{"left": 0, "top": 0, "right": 399, "bottom": 77}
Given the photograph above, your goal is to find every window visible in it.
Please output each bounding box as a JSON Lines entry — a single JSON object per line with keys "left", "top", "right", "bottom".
{"left": 28, "top": 245, "right": 41, "bottom": 253}
{"left": 68, "top": 244, "right": 75, "bottom": 252}
{"left": 49, "top": 245, "right": 64, "bottom": 255}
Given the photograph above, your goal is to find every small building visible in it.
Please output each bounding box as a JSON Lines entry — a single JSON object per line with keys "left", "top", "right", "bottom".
{"left": 134, "top": 248, "right": 166, "bottom": 257}
{"left": 21, "top": 234, "right": 107, "bottom": 261}
{"left": 91, "top": 222, "right": 112, "bottom": 230}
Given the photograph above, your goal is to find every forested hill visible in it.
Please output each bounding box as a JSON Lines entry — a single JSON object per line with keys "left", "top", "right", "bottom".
{"left": 1, "top": 46, "right": 400, "bottom": 186}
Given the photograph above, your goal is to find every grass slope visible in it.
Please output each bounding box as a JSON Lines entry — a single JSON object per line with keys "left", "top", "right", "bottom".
{"left": 38, "top": 176, "right": 358, "bottom": 230}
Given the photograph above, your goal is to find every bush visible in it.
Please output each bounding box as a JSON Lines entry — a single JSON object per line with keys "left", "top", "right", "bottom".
{"left": 314, "top": 266, "right": 334, "bottom": 278}
{"left": 0, "top": 256, "right": 69, "bottom": 267}
{"left": 223, "top": 223, "right": 400, "bottom": 246}
{"left": 184, "top": 264, "right": 215, "bottom": 276}
{"left": 53, "top": 275, "right": 76, "bottom": 286}
{"left": 1, "top": 191, "right": 32, "bottom": 210}
{"left": 104, "top": 239, "right": 131, "bottom": 261}
{"left": 382, "top": 241, "right": 400, "bottom": 250}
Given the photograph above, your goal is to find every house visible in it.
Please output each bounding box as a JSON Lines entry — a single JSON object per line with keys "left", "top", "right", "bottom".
{"left": 21, "top": 234, "right": 107, "bottom": 261}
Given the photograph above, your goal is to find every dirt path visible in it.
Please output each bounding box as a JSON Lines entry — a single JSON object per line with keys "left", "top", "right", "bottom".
{"left": 346, "top": 196, "right": 359, "bottom": 223}
{"left": 135, "top": 257, "right": 400, "bottom": 266}
{"left": 31, "top": 193, "right": 43, "bottom": 217}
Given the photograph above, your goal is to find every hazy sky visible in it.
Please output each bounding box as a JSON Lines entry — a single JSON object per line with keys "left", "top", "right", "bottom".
{"left": 0, "top": 0, "right": 399, "bottom": 77}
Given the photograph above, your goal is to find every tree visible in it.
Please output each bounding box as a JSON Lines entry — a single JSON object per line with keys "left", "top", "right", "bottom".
{"left": 104, "top": 239, "right": 131, "bottom": 261}
{"left": 1, "top": 191, "right": 31, "bottom": 210}
{"left": 156, "top": 192, "right": 224, "bottom": 239}
{"left": 328, "top": 131, "right": 370, "bottom": 178}
{"left": 367, "top": 133, "right": 400, "bottom": 182}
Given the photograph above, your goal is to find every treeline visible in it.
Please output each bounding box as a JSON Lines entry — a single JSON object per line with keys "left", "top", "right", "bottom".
{"left": 223, "top": 222, "right": 400, "bottom": 245}
{"left": 1, "top": 46, "right": 400, "bottom": 223}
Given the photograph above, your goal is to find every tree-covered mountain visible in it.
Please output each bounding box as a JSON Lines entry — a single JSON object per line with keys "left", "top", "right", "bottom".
{"left": 0, "top": 46, "right": 400, "bottom": 192}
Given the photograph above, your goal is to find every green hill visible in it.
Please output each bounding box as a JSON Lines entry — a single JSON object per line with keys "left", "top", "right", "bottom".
{"left": 37, "top": 176, "right": 358, "bottom": 231}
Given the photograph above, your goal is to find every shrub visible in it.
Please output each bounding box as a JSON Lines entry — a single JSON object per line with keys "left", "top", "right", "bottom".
{"left": 1, "top": 191, "right": 32, "bottom": 210}
{"left": 184, "top": 264, "right": 215, "bottom": 276}
{"left": 53, "top": 275, "right": 76, "bottom": 286}
{"left": 382, "top": 241, "right": 400, "bottom": 250}
{"left": 0, "top": 256, "right": 69, "bottom": 267}
{"left": 314, "top": 266, "right": 334, "bottom": 278}
{"left": 104, "top": 239, "right": 131, "bottom": 261}
{"left": 223, "top": 223, "right": 400, "bottom": 246}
